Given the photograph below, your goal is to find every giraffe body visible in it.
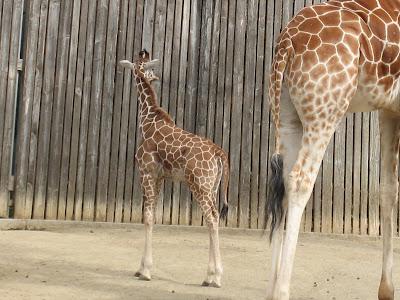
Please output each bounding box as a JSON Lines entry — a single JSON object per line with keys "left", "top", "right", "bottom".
{"left": 267, "top": 1, "right": 400, "bottom": 299}
{"left": 119, "top": 50, "right": 229, "bottom": 288}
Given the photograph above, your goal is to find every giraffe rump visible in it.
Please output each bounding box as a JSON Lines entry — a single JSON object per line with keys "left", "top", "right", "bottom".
{"left": 266, "top": 153, "right": 285, "bottom": 241}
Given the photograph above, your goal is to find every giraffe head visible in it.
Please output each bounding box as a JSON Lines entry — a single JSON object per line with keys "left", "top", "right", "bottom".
{"left": 119, "top": 49, "right": 160, "bottom": 81}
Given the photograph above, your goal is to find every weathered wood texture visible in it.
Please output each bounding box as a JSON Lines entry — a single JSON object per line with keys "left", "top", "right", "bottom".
{"left": 0, "top": 0, "right": 24, "bottom": 217}
{"left": 6, "top": 0, "right": 391, "bottom": 235}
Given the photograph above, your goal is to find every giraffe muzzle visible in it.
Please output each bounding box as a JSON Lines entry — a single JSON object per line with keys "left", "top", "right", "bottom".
{"left": 119, "top": 60, "right": 134, "bottom": 69}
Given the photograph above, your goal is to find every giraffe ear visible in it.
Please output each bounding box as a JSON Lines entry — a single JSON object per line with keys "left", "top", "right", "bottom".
{"left": 119, "top": 60, "right": 134, "bottom": 70}
{"left": 143, "top": 59, "right": 160, "bottom": 70}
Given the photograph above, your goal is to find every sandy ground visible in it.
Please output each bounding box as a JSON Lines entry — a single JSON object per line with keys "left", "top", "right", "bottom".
{"left": 0, "top": 222, "right": 399, "bottom": 300}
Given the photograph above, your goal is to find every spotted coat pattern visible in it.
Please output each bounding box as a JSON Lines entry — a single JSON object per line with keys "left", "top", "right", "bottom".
{"left": 119, "top": 50, "right": 229, "bottom": 287}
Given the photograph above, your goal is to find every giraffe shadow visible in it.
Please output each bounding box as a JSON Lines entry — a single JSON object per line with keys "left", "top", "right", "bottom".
{"left": 152, "top": 274, "right": 198, "bottom": 286}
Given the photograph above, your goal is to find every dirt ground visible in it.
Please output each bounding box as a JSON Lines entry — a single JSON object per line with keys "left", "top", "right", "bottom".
{"left": 0, "top": 222, "right": 399, "bottom": 300}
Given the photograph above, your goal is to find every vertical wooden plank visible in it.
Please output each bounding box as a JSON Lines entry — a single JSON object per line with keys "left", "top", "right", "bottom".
{"left": 352, "top": 112, "right": 362, "bottom": 234}
{"left": 228, "top": 0, "right": 247, "bottom": 228}
{"left": 186, "top": 0, "right": 201, "bottom": 225}
{"left": 294, "top": 0, "right": 304, "bottom": 14}
{"left": 149, "top": 0, "right": 167, "bottom": 225}
{"left": 333, "top": 119, "right": 346, "bottom": 234}
{"left": 304, "top": 194, "right": 313, "bottom": 232}
{"left": 240, "top": 0, "right": 257, "bottom": 228}
{"left": 0, "top": 0, "right": 13, "bottom": 177}
{"left": 313, "top": 168, "right": 323, "bottom": 232}
{"left": 214, "top": 0, "right": 228, "bottom": 227}
{"left": 0, "top": 0, "right": 13, "bottom": 216}
{"left": 67, "top": 0, "right": 90, "bottom": 220}
{"left": 221, "top": 0, "right": 235, "bottom": 227}
{"left": 0, "top": 0, "right": 4, "bottom": 166}
{"left": 114, "top": 0, "right": 137, "bottom": 223}
{"left": 306, "top": 0, "right": 313, "bottom": 6}
{"left": 177, "top": 0, "right": 190, "bottom": 225}
{"left": 360, "top": 112, "right": 370, "bottom": 234}
{"left": 396, "top": 162, "right": 400, "bottom": 236}
{"left": 62, "top": 0, "right": 82, "bottom": 220}
{"left": 151, "top": 0, "right": 166, "bottom": 97}
{"left": 169, "top": 0, "right": 184, "bottom": 225}
{"left": 368, "top": 112, "right": 380, "bottom": 235}
{"left": 83, "top": 0, "right": 108, "bottom": 221}
{"left": 161, "top": 0, "right": 176, "bottom": 225}
{"left": 344, "top": 114, "right": 354, "bottom": 234}
{"left": 141, "top": 0, "right": 155, "bottom": 52}
{"left": 47, "top": 0, "right": 73, "bottom": 220}
{"left": 250, "top": 0, "right": 265, "bottom": 229}
{"left": 205, "top": 0, "right": 221, "bottom": 142}
{"left": 25, "top": 0, "right": 49, "bottom": 220}
{"left": 0, "top": 0, "right": 24, "bottom": 217}
{"left": 33, "top": 0, "right": 61, "bottom": 219}
{"left": 124, "top": 0, "right": 145, "bottom": 223}
{"left": 74, "top": 0, "right": 97, "bottom": 221}
{"left": 96, "top": 0, "right": 120, "bottom": 222}
{"left": 107, "top": 0, "right": 129, "bottom": 222}
{"left": 14, "top": 0, "right": 41, "bottom": 219}
{"left": 258, "top": 0, "right": 274, "bottom": 229}
{"left": 321, "top": 139, "right": 334, "bottom": 233}
{"left": 196, "top": 0, "right": 212, "bottom": 138}
{"left": 282, "top": 0, "right": 292, "bottom": 26}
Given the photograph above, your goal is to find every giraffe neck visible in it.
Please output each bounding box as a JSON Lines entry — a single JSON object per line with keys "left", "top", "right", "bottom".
{"left": 133, "top": 69, "right": 171, "bottom": 138}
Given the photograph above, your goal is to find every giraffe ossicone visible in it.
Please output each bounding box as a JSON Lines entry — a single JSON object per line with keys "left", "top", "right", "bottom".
{"left": 267, "top": 1, "right": 400, "bottom": 299}
{"left": 119, "top": 49, "right": 229, "bottom": 288}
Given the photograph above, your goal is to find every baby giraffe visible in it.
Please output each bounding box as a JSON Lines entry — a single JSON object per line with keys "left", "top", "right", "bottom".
{"left": 119, "top": 50, "right": 229, "bottom": 288}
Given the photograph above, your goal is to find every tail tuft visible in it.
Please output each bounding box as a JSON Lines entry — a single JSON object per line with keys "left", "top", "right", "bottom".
{"left": 220, "top": 204, "right": 228, "bottom": 220}
{"left": 266, "top": 153, "right": 285, "bottom": 241}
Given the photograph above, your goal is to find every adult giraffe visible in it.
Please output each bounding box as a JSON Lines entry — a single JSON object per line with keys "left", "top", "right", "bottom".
{"left": 267, "top": 1, "right": 400, "bottom": 299}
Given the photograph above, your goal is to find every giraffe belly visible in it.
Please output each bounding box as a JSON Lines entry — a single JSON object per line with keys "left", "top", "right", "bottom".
{"left": 347, "top": 90, "right": 378, "bottom": 113}
{"left": 348, "top": 77, "right": 400, "bottom": 114}
{"left": 163, "top": 168, "right": 186, "bottom": 182}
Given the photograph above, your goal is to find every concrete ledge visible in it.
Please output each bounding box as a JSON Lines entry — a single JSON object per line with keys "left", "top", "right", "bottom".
{"left": 0, "top": 218, "right": 384, "bottom": 241}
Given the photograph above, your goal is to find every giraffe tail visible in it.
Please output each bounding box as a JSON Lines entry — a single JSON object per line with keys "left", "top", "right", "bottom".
{"left": 265, "top": 36, "right": 291, "bottom": 241}
{"left": 217, "top": 150, "right": 229, "bottom": 221}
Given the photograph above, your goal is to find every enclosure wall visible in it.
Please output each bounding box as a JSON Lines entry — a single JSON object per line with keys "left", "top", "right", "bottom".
{"left": 4, "top": 0, "right": 393, "bottom": 235}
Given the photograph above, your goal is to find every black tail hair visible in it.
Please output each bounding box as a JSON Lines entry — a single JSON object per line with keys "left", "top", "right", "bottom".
{"left": 266, "top": 153, "right": 285, "bottom": 241}
{"left": 220, "top": 204, "right": 228, "bottom": 220}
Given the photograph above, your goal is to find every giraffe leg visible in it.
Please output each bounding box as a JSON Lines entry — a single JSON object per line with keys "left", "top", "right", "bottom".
{"left": 267, "top": 86, "right": 302, "bottom": 294}
{"left": 269, "top": 123, "right": 341, "bottom": 300}
{"left": 195, "top": 191, "right": 223, "bottom": 288}
{"left": 209, "top": 174, "right": 224, "bottom": 288}
{"left": 204, "top": 221, "right": 222, "bottom": 288}
{"left": 202, "top": 231, "right": 216, "bottom": 287}
{"left": 135, "top": 174, "right": 161, "bottom": 281}
{"left": 378, "top": 111, "right": 400, "bottom": 300}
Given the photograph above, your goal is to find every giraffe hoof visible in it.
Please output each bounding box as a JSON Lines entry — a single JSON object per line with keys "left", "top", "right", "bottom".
{"left": 202, "top": 280, "right": 221, "bottom": 288}
{"left": 134, "top": 271, "right": 142, "bottom": 277}
{"left": 201, "top": 280, "right": 210, "bottom": 286}
{"left": 209, "top": 281, "right": 221, "bottom": 288}
{"left": 139, "top": 274, "right": 151, "bottom": 281}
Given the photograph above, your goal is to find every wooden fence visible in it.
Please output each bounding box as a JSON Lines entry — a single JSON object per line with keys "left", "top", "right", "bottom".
{"left": 0, "top": 0, "right": 396, "bottom": 235}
